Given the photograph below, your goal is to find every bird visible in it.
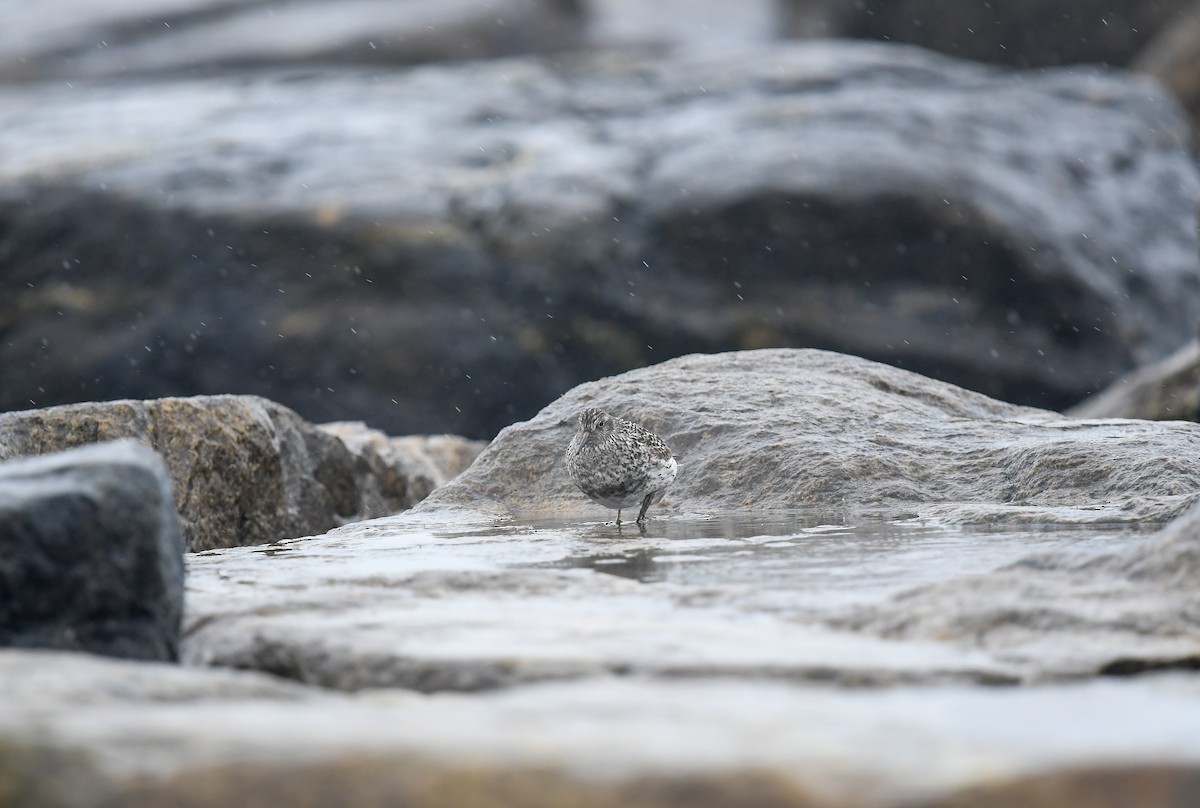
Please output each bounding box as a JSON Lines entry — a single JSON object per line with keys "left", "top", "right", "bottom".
{"left": 565, "top": 406, "right": 677, "bottom": 526}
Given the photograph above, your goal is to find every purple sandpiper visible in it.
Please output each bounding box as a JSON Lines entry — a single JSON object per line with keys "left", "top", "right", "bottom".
{"left": 565, "top": 407, "right": 677, "bottom": 525}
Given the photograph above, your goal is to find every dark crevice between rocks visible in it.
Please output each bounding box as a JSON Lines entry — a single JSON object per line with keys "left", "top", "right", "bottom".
{"left": 185, "top": 644, "right": 1024, "bottom": 695}
{"left": 1098, "top": 655, "right": 1200, "bottom": 677}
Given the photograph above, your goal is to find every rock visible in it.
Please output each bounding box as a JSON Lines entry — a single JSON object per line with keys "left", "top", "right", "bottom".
{"left": 178, "top": 351, "right": 1200, "bottom": 696}
{"left": 422, "top": 349, "right": 1200, "bottom": 524}
{"left": 0, "top": 647, "right": 314, "bottom": 705}
{"left": 783, "top": 0, "right": 1196, "bottom": 68}
{"left": 0, "top": 441, "right": 184, "bottom": 661}
{"left": 1108, "top": 495, "right": 1200, "bottom": 593}
{"left": 6, "top": 352, "right": 1200, "bottom": 805}
{"left": 185, "top": 534, "right": 1023, "bottom": 691}
{"left": 1, "top": 43, "right": 1197, "bottom": 438}
{"left": 1067, "top": 339, "right": 1200, "bottom": 421}
{"left": 835, "top": 494, "right": 1200, "bottom": 678}
{"left": 0, "top": 735, "right": 114, "bottom": 808}
{"left": 2, "top": 650, "right": 1200, "bottom": 808}
{"left": 586, "top": 0, "right": 777, "bottom": 49}
{"left": 0, "top": 0, "right": 585, "bottom": 83}
{"left": 1135, "top": 2, "right": 1200, "bottom": 132}
{"left": 0, "top": 396, "right": 484, "bottom": 551}
{"left": 318, "top": 422, "right": 487, "bottom": 517}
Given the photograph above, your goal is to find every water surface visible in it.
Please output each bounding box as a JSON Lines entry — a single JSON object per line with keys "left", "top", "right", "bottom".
{"left": 518, "top": 514, "right": 1143, "bottom": 608}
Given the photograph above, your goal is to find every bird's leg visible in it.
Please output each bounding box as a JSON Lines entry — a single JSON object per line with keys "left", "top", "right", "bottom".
{"left": 615, "top": 509, "right": 622, "bottom": 526}
{"left": 635, "top": 493, "right": 653, "bottom": 524}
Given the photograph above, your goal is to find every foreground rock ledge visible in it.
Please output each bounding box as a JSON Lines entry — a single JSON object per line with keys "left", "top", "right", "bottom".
{"left": 421, "top": 348, "right": 1200, "bottom": 524}
{"left": 1, "top": 650, "right": 1198, "bottom": 808}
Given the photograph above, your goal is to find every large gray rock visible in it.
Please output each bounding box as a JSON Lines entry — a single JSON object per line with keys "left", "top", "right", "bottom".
{"left": 1, "top": 42, "right": 1197, "bottom": 438}
{"left": 181, "top": 351, "right": 1200, "bottom": 697}
{"left": 0, "top": 0, "right": 584, "bottom": 83}
{"left": 0, "top": 396, "right": 485, "bottom": 551}
{"left": 784, "top": 0, "right": 1195, "bottom": 68}
{"left": 0, "top": 441, "right": 184, "bottom": 661}
{"left": 422, "top": 349, "right": 1200, "bottom": 524}
{"left": 2, "top": 650, "right": 1200, "bottom": 808}
{"left": 8, "top": 352, "right": 1200, "bottom": 806}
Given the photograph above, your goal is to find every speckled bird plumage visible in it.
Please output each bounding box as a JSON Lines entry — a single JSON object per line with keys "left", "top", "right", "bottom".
{"left": 565, "top": 407, "right": 677, "bottom": 525}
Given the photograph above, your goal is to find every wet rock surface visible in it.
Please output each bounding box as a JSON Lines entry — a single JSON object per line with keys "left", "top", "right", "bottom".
{"left": 5, "top": 4, "right": 1200, "bottom": 800}
{"left": 423, "top": 349, "right": 1200, "bottom": 524}
{"left": 4, "top": 353, "right": 1200, "bottom": 806}
{"left": 180, "top": 351, "right": 1200, "bottom": 691}
{"left": 2, "top": 43, "right": 1197, "bottom": 437}
{"left": 183, "top": 519, "right": 1028, "bottom": 691}
{"left": 0, "top": 396, "right": 484, "bottom": 550}
{"left": 836, "top": 501, "right": 1200, "bottom": 676}
{"left": 7, "top": 502, "right": 1200, "bottom": 807}
{"left": 182, "top": 510, "right": 1200, "bottom": 693}
{"left": 0, "top": 441, "right": 184, "bottom": 661}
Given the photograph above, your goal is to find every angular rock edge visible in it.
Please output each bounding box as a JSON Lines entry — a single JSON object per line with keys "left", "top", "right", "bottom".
{"left": 0, "top": 440, "right": 184, "bottom": 661}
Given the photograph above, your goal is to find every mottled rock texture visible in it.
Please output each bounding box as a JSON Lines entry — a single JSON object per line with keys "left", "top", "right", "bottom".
{"left": 0, "top": 396, "right": 484, "bottom": 550}
{"left": 1, "top": 43, "right": 1196, "bottom": 438}
{"left": 0, "top": 441, "right": 184, "bottom": 661}
{"left": 422, "top": 349, "right": 1200, "bottom": 523}
{"left": 319, "top": 422, "right": 487, "bottom": 517}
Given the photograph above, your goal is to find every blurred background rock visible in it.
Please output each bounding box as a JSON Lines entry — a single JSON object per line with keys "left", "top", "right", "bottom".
{"left": 3, "top": 0, "right": 1199, "bottom": 438}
